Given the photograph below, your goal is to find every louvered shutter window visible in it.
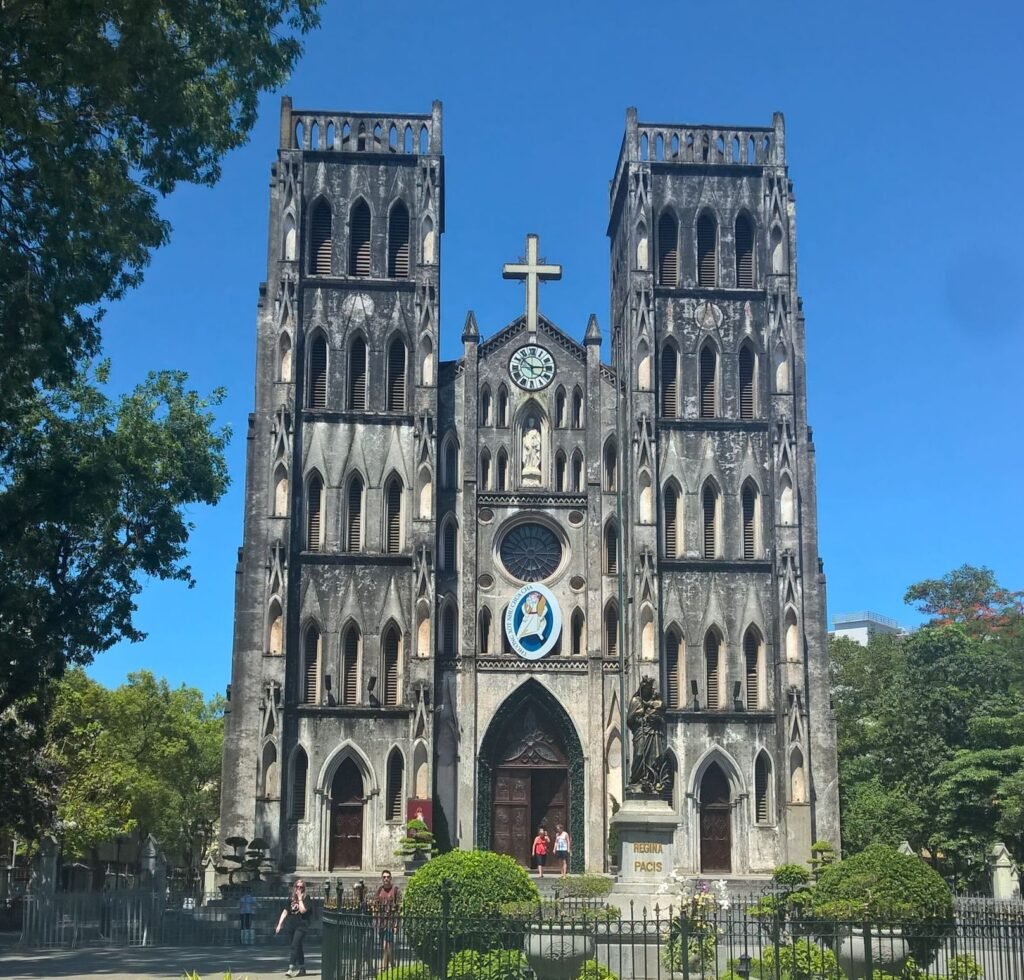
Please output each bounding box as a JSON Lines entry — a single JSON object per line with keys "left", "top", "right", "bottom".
{"left": 442, "top": 605, "right": 456, "bottom": 654}
{"left": 387, "top": 338, "right": 407, "bottom": 411}
{"left": 307, "top": 478, "right": 323, "bottom": 552}
{"left": 385, "top": 480, "right": 402, "bottom": 553}
{"left": 699, "top": 346, "right": 716, "bottom": 418}
{"left": 605, "top": 523, "right": 618, "bottom": 575}
{"left": 308, "top": 336, "right": 327, "bottom": 409}
{"left": 661, "top": 347, "right": 678, "bottom": 418}
{"left": 343, "top": 629, "right": 358, "bottom": 705}
{"left": 604, "top": 442, "right": 616, "bottom": 491}
{"left": 386, "top": 751, "right": 403, "bottom": 820}
{"left": 666, "top": 631, "right": 681, "bottom": 708}
{"left": 605, "top": 606, "right": 618, "bottom": 658}
{"left": 745, "top": 630, "right": 760, "bottom": 710}
{"left": 665, "top": 486, "right": 678, "bottom": 557}
{"left": 383, "top": 629, "right": 400, "bottom": 705}
{"left": 658, "top": 213, "right": 678, "bottom": 286}
{"left": 442, "top": 520, "right": 456, "bottom": 572}
{"left": 736, "top": 215, "right": 754, "bottom": 288}
{"left": 303, "top": 628, "right": 319, "bottom": 704}
{"left": 291, "top": 750, "right": 308, "bottom": 819}
{"left": 755, "top": 754, "right": 770, "bottom": 822}
{"left": 705, "top": 632, "right": 721, "bottom": 709}
{"left": 388, "top": 203, "right": 410, "bottom": 278}
{"left": 348, "top": 338, "right": 367, "bottom": 410}
{"left": 311, "top": 201, "right": 332, "bottom": 275}
{"left": 349, "top": 200, "right": 371, "bottom": 276}
{"left": 742, "top": 485, "right": 756, "bottom": 559}
{"left": 739, "top": 346, "right": 755, "bottom": 420}
{"left": 697, "top": 213, "right": 717, "bottom": 287}
{"left": 702, "top": 486, "right": 717, "bottom": 558}
{"left": 347, "top": 476, "right": 363, "bottom": 551}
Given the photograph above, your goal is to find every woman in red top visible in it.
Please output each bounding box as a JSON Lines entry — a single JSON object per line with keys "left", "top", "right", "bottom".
{"left": 531, "top": 827, "right": 550, "bottom": 878}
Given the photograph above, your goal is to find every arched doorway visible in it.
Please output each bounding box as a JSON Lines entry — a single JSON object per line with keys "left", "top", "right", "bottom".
{"left": 478, "top": 681, "right": 584, "bottom": 871}
{"left": 699, "top": 763, "right": 732, "bottom": 872}
{"left": 330, "top": 758, "right": 364, "bottom": 870}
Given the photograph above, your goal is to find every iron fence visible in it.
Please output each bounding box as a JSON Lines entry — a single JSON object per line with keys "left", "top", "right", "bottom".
{"left": 320, "top": 903, "right": 1024, "bottom": 980}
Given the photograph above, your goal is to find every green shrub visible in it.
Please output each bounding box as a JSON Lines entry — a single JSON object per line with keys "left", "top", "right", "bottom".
{"left": 558, "top": 874, "right": 614, "bottom": 899}
{"left": 401, "top": 849, "right": 539, "bottom": 967}
{"left": 375, "top": 966, "right": 435, "bottom": 980}
{"left": 447, "top": 948, "right": 530, "bottom": 979}
{"left": 577, "top": 959, "right": 618, "bottom": 980}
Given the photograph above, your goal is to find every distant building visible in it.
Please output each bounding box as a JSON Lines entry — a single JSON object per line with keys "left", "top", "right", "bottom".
{"left": 831, "top": 611, "right": 905, "bottom": 646}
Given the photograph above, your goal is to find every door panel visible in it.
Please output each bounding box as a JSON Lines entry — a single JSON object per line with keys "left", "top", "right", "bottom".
{"left": 493, "top": 770, "right": 531, "bottom": 866}
{"left": 532, "top": 770, "right": 568, "bottom": 836}
{"left": 700, "top": 806, "right": 731, "bottom": 872}
{"left": 331, "top": 805, "right": 363, "bottom": 869}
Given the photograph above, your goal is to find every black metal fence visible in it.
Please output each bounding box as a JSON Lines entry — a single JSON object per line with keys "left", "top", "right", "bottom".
{"left": 320, "top": 902, "right": 1024, "bottom": 980}
{"left": 19, "top": 890, "right": 323, "bottom": 949}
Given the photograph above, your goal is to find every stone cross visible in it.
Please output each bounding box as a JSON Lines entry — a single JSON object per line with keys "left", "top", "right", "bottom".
{"left": 502, "top": 233, "right": 562, "bottom": 339}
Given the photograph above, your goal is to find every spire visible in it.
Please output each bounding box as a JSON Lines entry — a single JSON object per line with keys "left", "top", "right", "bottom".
{"left": 585, "top": 313, "right": 602, "bottom": 345}
{"left": 462, "top": 310, "right": 479, "bottom": 343}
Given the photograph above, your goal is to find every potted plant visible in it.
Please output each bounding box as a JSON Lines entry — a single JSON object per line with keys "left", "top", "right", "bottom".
{"left": 395, "top": 815, "right": 437, "bottom": 872}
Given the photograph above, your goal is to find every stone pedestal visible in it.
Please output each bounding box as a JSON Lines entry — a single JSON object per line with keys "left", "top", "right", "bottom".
{"left": 989, "top": 842, "right": 1022, "bottom": 900}
{"left": 611, "top": 795, "right": 677, "bottom": 903}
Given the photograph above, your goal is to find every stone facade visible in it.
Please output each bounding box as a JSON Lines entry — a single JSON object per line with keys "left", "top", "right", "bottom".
{"left": 219, "top": 99, "right": 840, "bottom": 879}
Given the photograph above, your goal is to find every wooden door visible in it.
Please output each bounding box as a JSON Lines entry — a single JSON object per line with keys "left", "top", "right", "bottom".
{"left": 699, "top": 764, "right": 732, "bottom": 873}
{"left": 331, "top": 805, "right": 363, "bottom": 869}
{"left": 531, "top": 769, "right": 568, "bottom": 837}
{"left": 493, "top": 770, "right": 531, "bottom": 866}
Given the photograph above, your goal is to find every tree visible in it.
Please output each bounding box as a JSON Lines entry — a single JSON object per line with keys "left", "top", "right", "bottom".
{"left": 0, "top": 0, "right": 323, "bottom": 412}
{"left": 904, "top": 564, "right": 1024, "bottom": 636}
{"left": 46, "top": 668, "right": 224, "bottom": 882}
{"left": 0, "top": 365, "right": 229, "bottom": 836}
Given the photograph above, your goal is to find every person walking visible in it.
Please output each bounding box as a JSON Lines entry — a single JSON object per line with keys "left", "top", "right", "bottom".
{"left": 553, "top": 824, "right": 571, "bottom": 878}
{"left": 531, "top": 827, "right": 550, "bottom": 878}
{"left": 373, "top": 869, "right": 401, "bottom": 972}
{"left": 275, "top": 878, "right": 311, "bottom": 977}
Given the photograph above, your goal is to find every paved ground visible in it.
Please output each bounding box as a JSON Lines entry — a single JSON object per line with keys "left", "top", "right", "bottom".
{"left": 0, "top": 943, "right": 321, "bottom": 980}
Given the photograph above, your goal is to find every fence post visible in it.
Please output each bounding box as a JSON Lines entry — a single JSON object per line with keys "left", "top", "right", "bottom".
{"left": 439, "top": 877, "right": 452, "bottom": 980}
{"left": 771, "top": 913, "right": 782, "bottom": 980}
{"left": 680, "top": 914, "right": 690, "bottom": 980}
{"left": 862, "top": 921, "right": 873, "bottom": 980}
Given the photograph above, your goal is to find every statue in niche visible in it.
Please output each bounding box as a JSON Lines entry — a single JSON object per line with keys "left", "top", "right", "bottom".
{"left": 521, "top": 417, "right": 542, "bottom": 487}
{"left": 626, "top": 676, "right": 670, "bottom": 795}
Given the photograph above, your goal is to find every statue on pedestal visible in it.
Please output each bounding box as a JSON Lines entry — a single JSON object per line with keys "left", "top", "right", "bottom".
{"left": 521, "top": 417, "right": 542, "bottom": 487}
{"left": 626, "top": 676, "right": 670, "bottom": 795}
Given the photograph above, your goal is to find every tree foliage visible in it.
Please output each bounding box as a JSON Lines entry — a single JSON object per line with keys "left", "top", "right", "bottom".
{"left": 0, "top": 0, "right": 322, "bottom": 407}
{"left": 832, "top": 566, "right": 1024, "bottom": 884}
{"left": 46, "top": 668, "right": 223, "bottom": 866}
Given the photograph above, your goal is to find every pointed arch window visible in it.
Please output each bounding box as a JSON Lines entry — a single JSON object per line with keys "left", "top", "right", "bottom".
{"left": 571, "top": 608, "right": 585, "bottom": 657}
{"left": 387, "top": 337, "right": 407, "bottom": 411}
{"left": 666, "top": 628, "right": 683, "bottom": 709}
{"left": 736, "top": 214, "right": 754, "bottom": 288}
{"left": 555, "top": 387, "right": 567, "bottom": 427}
{"left": 261, "top": 742, "right": 278, "bottom": 798}
{"left": 348, "top": 336, "right": 367, "bottom": 410}
{"left": 604, "top": 603, "right": 619, "bottom": 658}
{"left": 387, "top": 202, "right": 410, "bottom": 278}
{"left": 349, "top": 200, "right": 371, "bottom": 277}
{"left": 604, "top": 521, "right": 618, "bottom": 575}
{"left": 384, "top": 476, "right": 403, "bottom": 553}
{"left": 664, "top": 482, "right": 680, "bottom": 558}
{"left": 273, "top": 464, "right": 289, "bottom": 517}
{"left": 742, "top": 482, "right": 759, "bottom": 559}
{"left": 278, "top": 333, "right": 292, "bottom": 382}
{"left": 306, "top": 474, "right": 324, "bottom": 552}
{"left": 440, "top": 518, "right": 457, "bottom": 574}
{"left": 744, "top": 627, "right": 762, "bottom": 710}
{"left": 479, "top": 606, "right": 491, "bottom": 654}
{"left": 442, "top": 439, "right": 458, "bottom": 489}
{"left": 555, "top": 451, "right": 567, "bottom": 492}
{"left": 342, "top": 625, "right": 359, "bottom": 706}
{"left": 291, "top": 748, "right": 308, "bottom": 819}
{"left": 480, "top": 386, "right": 493, "bottom": 425}
{"left": 658, "top": 212, "right": 679, "bottom": 286}
{"left": 382, "top": 626, "right": 401, "bottom": 706}
{"left": 442, "top": 602, "right": 457, "bottom": 655}
{"left": 346, "top": 474, "right": 364, "bottom": 552}
{"left": 570, "top": 451, "right": 583, "bottom": 492}
{"left": 704, "top": 630, "right": 722, "bottom": 710}
{"left": 308, "top": 335, "right": 328, "bottom": 409}
{"left": 303, "top": 625, "right": 320, "bottom": 704}
{"left": 785, "top": 608, "right": 800, "bottom": 663}
{"left": 603, "top": 439, "right": 617, "bottom": 492}
{"left": 739, "top": 344, "right": 756, "bottom": 420}
{"left": 497, "top": 385, "right": 510, "bottom": 427}
{"left": 268, "top": 600, "right": 283, "bottom": 656}
{"left": 386, "top": 749, "right": 404, "bottom": 820}
{"left": 702, "top": 483, "right": 718, "bottom": 559}
{"left": 571, "top": 388, "right": 584, "bottom": 428}
{"left": 496, "top": 449, "right": 509, "bottom": 490}
{"left": 310, "top": 200, "right": 332, "bottom": 275}
{"left": 697, "top": 212, "right": 717, "bottom": 287}
{"left": 755, "top": 752, "right": 771, "bottom": 823}
{"left": 480, "top": 449, "right": 492, "bottom": 490}
{"left": 661, "top": 345, "right": 678, "bottom": 418}
{"left": 699, "top": 345, "right": 717, "bottom": 418}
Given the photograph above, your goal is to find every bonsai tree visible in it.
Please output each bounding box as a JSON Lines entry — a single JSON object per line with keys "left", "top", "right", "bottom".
{"left": 396, "top": 815, "right": 437, "bottom": 863}
{"left": 215, "top": 835, "right": 274, "bottom": 886}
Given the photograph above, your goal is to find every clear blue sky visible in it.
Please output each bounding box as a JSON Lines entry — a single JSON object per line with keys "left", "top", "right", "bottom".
{"left": 90, "top": 0, "right": 1024, "bottom": 697}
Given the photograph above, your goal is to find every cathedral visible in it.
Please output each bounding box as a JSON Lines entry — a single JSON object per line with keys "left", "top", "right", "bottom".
{"left": 219, "top": 98, "right": 840, "bottom": 879}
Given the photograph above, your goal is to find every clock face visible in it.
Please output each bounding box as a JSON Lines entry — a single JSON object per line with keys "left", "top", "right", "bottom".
{"left": 509, "top": 345, "right": 556, "bottom": 391}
